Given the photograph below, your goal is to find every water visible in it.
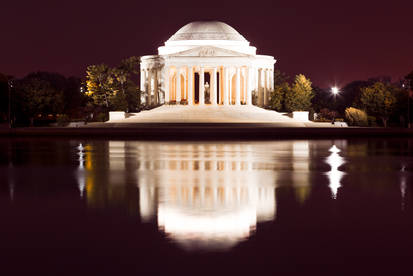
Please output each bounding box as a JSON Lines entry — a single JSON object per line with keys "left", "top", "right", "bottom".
{"left": 0, "top": 138, "right": 413, "bottom": 275}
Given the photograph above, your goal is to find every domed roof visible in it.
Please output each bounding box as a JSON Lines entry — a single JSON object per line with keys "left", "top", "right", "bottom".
{"left": 168, "top": 21, "right": 247, "bottom": 42}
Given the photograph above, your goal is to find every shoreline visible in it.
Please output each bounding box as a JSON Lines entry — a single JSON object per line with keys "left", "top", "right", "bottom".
{"left": 1, "top": 124, "right": 413, "bottom": 140}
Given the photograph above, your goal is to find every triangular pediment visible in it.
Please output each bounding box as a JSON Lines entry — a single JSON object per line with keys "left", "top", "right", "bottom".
{"left": 170, "top": 46, "right": 251, "bottom": 57}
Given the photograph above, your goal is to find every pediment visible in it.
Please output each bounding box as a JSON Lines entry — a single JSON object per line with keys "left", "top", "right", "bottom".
{"left": 170, "top": 46, "right": 251, "bottom": 57}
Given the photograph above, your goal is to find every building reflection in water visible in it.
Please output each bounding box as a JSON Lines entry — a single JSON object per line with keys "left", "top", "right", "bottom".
{"left": 325, "top": 143, "right": 346, "bottom": 199}
{"left": 136, "top": 142, "right": 279, "bottom": 251}
{"left": 77, "top": 143, "right": 86, "bottom": 198}
{"left": 77, "top": 140, "right": 343, "bottom": 251}
{"left": 400, "top": 164, "right": 407, "bottom": 211}
{"left": 8, "top": 165, "right": 15, "bottom": 202}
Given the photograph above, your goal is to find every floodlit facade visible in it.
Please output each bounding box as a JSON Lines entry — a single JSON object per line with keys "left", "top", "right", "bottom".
{"left": 140, "top": 21, "right": 276, "bottom": 107}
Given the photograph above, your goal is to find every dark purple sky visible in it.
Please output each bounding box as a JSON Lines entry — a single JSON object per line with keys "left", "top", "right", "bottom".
{"left": 1, "top": 0, "right": 412, "bottom": 87}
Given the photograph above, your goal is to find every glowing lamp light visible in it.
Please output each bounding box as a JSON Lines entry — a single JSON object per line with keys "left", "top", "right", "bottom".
{"left": 331, "top": 86, "right": 340, "bottom": 95}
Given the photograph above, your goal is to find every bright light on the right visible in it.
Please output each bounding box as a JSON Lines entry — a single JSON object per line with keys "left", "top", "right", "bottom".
{"left": 331, "top": 86, "right": 340, "bottom": 95}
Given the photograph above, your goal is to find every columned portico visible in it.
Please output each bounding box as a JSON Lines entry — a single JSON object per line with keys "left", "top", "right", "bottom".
{"left": 140, "top": 21, "right": 276, "bottom": 107}
{"left": 142, "top": 64, "right": 274, "bottom": 107}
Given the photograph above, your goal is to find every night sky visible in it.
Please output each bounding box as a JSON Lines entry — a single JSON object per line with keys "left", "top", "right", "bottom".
{"left": 1, "top": 0, "right": 412, "bottom": 87}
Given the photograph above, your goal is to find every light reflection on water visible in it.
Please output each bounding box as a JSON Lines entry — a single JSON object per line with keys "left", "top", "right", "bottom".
{"left": 325, "top": 144, "right": 346, "bottom": 199}
{"left": 137, "top": 143, "right": 277, "bottom": 250}
{"left": 3, "top": 138, "right": 413, "bottom": 274}
{"left": 75, "top": 140, "right": 345, "bottom": 250}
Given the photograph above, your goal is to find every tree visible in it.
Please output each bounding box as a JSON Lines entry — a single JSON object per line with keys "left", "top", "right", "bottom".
{"left": 63, "top": 76, "right": 88, "bottom": 118}
{"left": 120, "top": 57, "right": 140, "bottom": 111}
{"left": 345, "top": 107, "right": 368, "bottom": 126}
{"left": 339, "top": 77, "right": 391, "bottom": 114}
{"left": 273, "top": 69, "right": 289, "bottom": 85}
{"left": 22, "top": 72, "right": 86, "bottom": 118}
{"left": 406, "top": 70, "right": 413, "bottom": 87}
{"left": 14, "top": 77, "right": 64, "bottom": 125}
{"left": 85, "top": 57, "right": 140, "bottom": 112}
{"left": 111, "top": 56, "right": 140, "bottom": 111}
{"left": 86, "top": 64, "right": 111, "bottom": 108}
{"left": 284, "top": 74, "right": 314, "bottom": 112}
{"left": 340, "top": 80, "right": 372, "bottom": 112}
{"left": 404, "top": 70, "right": 413, "bottom": 127}
{"left": 360, "top": 82, "right": 397, "bottom": 127}
{"left": 119, "top": 56, "right": 140, "bottom": 75}
{"left": 269, "top": 70, "right": 290, "bottom": 111}
{"left": 269, "top": 83, "right": 289, "bottom": 111}
{"left": 312, "top": 86, "right": 332, "bottom": 113}
{"left": 0, "top": 73, "right": 8, "bottom": 122}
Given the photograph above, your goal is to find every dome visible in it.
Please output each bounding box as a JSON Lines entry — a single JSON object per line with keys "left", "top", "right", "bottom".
{"left": 168, "top": 21, "right": 247, "bottom": 42}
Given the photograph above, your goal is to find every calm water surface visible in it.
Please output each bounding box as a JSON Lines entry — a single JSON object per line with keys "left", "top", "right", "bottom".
{"left": 1, "top": 138, "right": 413, "bottom": 275}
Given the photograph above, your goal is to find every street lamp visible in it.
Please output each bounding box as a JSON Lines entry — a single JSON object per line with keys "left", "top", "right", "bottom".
{"left": 331, "top": 86, "right": 339, "bottom": 96}
{"left": 330, "top": 86, "right": 340, "bottom": 124}
{"left": 7, "top": 79, "right": 13, "bottom": 129}
{"left": 402, "top": 80, "right": 411, "bottom": 128}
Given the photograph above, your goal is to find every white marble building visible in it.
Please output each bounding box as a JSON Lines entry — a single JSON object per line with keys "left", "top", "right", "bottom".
{"left": 140, "top": 21, "right": 276, "bottom": 107}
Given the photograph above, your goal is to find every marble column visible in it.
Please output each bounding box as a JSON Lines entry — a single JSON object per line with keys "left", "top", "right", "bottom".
{"left": 147, "top": 69, "right": 152, "bottom": 106}
{"left": 164, "top": 66, "right": 169, "bottom": 104}
{"left": 264, "top": 69, "right": 269, "bottom": 106}
{"left": 199, "top": 67, "right": 205, "bottom": 105}
{"left": 188, "top": 66, "right": 193, "bottom": 106}
{"left": 229, "top": 70, "right": 232, "bottom": 105}
{"left": 211, "top": 67, "right": 217, "bottom": 105}
{"left": 140, "top": 68, "right": 145, "bottom": 92}
{"left": 243, "top": 67, "right": 247, "bottom": 104}
{"left": 257, "top": 68, "right": 262, "bottom": 106}
{"left": 176, "top": 67, "right": 181, "bottom": 104}
{"left": 235, "top": 67, "right": 241, "bottom": 105}
{"left": 219, "top": 67, "right": 222, "bottom": 104}
{"left": 223, "top": 67, "right": 229, "bottom": 106}
{"left": 153, "top": 70, "right": 158, "bottom": 105}
{"left": 140, "top": 69, "right": 147, "bottom": 105}
{"left": 247, "top": 67, "right": 252, "bottom": 105}
{"left": 184, "top": 69, "right": 187, "bottom": 101}
{"left": 270, "top": 69, "right": 274, "bottom": 90}
{"left": 255, "top": 68, "right": 258, "bottom": 91}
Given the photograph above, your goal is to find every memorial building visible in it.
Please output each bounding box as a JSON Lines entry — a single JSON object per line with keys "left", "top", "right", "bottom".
{"left": 140, "top": 21, "right": 276, "bottom": 107}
